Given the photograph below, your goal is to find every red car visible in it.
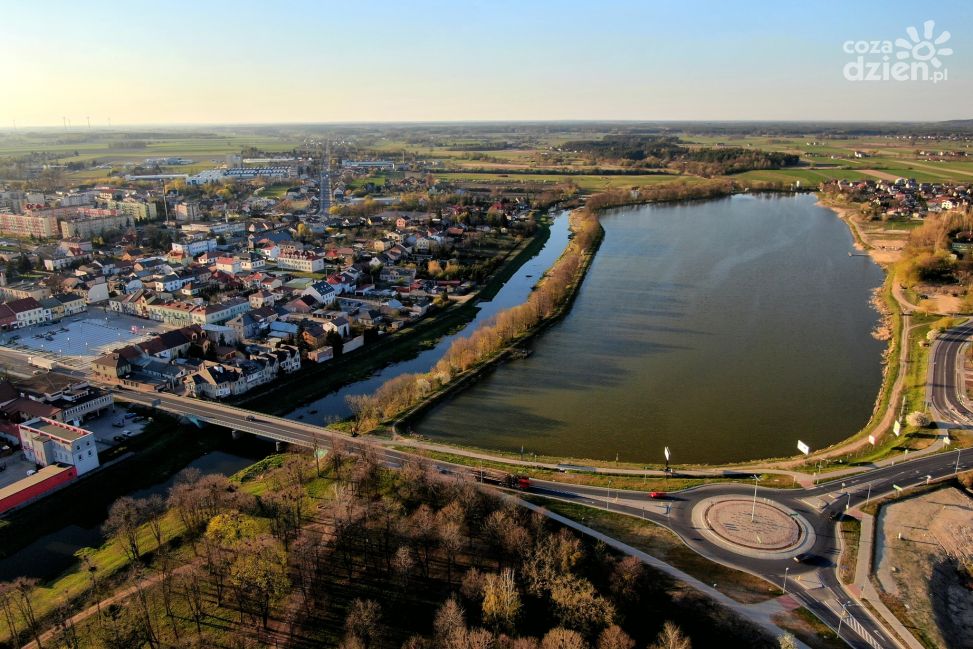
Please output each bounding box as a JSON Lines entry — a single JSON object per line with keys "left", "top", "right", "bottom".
{"left": 648, "top": 491, "right": 667, "bottom": 499}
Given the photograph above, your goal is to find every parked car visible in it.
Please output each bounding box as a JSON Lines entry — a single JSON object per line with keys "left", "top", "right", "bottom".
{"left": 124, "top": 412, "right": 137, "bottom": 419}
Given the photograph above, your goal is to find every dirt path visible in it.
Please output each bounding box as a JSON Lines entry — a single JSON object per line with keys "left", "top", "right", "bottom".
{"left": 22, "top": 561, "right": 199, "bottom": 649}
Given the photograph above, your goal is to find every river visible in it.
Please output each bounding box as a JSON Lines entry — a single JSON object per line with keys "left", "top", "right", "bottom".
{"left": 0, "top": 451, "right": 254, "bottom": 582}
{"left": 286, "top": 212, "right": 572, "bottom": 423}
{"left": 416, "top": 194, "right": 887, "bottom": 464}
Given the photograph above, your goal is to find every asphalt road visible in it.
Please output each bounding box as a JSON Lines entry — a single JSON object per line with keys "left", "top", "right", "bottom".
{"left": 928, "top": 319, "right": 973, "bottom": 427}
{"left": 112, "top": 387, "right": 973, "bottom": 649}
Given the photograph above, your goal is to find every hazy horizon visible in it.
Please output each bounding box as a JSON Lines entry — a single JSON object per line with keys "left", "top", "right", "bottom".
{"left": 3, "top": 0, "right": 970, "bottom": 127}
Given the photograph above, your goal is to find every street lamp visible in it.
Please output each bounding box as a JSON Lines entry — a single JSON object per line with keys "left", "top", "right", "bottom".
{"left": 751, "top": 474, "right": 759, "bottom": 522}
{"left": 956, "top": 448, "right": 963, "bottom": 475}
{"left": 606, "top": 480, "right": 612, "bottom": 508}
{"left": 782, "top": 566, "right": 789, "bottom": 594}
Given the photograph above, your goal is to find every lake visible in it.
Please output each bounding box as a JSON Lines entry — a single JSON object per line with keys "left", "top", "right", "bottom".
{"left": 416, "top": 194, "right": 887, "bottom": 464}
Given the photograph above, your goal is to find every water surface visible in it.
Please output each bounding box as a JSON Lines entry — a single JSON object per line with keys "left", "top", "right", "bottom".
{"left": 417, "top": 194, "right": 886, "bottom": 463}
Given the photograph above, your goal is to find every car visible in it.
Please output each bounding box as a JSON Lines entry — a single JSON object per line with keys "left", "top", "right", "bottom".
{"left": 113, "top": 435, "right": 125, "bottom": 442}
{"left": 123, "top": 430, "right": 132, "bottom": 436}
{"left": 648, "top": 491, "right": 667, "bottom": 499}
{"left": 26, "top": 469, "right": 36, "bottom": 477}
{"left": 245, "top": 415, "right": 257, "bottom": 422}
{"left": 792, "top": 552, "right": 813, "bottom": 563}
{"left": 112, "top": 422, "right": 124, "bottom": 428}
{"left": 124, "top": 412, "right": 137, "bottom": 419}
{"left": 133, "top": 416, "right": 146, "bottom": 422}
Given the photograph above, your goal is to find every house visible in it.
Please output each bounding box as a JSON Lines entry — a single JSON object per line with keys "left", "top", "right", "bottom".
{"left": 215, "top": 256, "right": 242, "bottom": 275}
{"left": 302, "top": 281, "right": 337, "bottom": 306}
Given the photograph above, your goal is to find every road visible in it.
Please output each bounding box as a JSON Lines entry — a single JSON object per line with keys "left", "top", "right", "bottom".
{"left": 927, "top": 318, "right": 973, "bottom": 427}
{"left": 112, "top": 388, "right": 973, "bottom": 649}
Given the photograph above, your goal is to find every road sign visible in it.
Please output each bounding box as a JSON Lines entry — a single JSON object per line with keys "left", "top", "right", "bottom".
{"left": 868, "top": 434, "right": 876, "bottom": 446}
{"left": 797, "top": 440, "right": 811, "bottom": 455}
{"left": 893, "top": 420, "right": 901, "bottom": 436}
{"left": 944, "top": 435, "right": 952, "bottom": 446}
{"left": 893, "top": 484, "right": 903, "bottom": 492}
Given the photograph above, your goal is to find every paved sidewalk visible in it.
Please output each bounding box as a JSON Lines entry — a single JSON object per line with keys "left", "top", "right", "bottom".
{"left": 845, "top": 511, "right": 924, "bottom": 649}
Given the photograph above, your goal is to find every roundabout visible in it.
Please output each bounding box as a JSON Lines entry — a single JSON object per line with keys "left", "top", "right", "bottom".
{"left": 691, "top": 495, "right": 816, "bottom": 560}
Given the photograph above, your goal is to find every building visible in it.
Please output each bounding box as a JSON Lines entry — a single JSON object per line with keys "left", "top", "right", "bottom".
{"left": 277, "top": 250, "right": 325, "bottom": 273}
{"left": 173, "top": 202, "right": 201, "bottom": 222}
{"left": 0, "top": 211, "right": 59, "bottom": 238}
{"left": 3, "top": 297, "right": 47, "bottom": 328}
{"left": 0, "top": 465, "right": 77, "bottom": 514}
{"left": 19, "top": 417, "right": 100, "bottom": 475}
{"left": 171, "top": 238, "right": 218, "bottom": 257}
{"left": 104, "top": 198, "right": 157, "bottom": 222}
{"left": 60, "top": 212, "right": 131, "bottom": 238}
{"left": 341, "top": 160, "right": 396, "bottom": 170}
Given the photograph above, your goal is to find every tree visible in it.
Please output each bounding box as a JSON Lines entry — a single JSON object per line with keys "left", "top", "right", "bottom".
{"left": 345, "top": 598, "right": 383, "bottom": 649}
{"left": 649, "top": 622, "right": 691, "bottom": 649}
{"left": 906, "top": 411, "right": 930, "bottom": 427}
{"left": 228, "top": 536, "right": 290, "bottom": 628}
{"left": 540, "top": 628, "right": 588, "bottom": 649}
{"left": 596, "top": 626, "right": 634, "bottom": 649}
{"left": 104, "top": 496, "right": 146, "bottom": 562}
{"left": 433, "top": 598, "right": 466, "bottom": 647}
{"left": 12, "top": 578, "right": 41, "bottom": 649}
{"left": 0, "top": 582, "right": 19, "bottom": 644}
{"left": 548, "top": 575, "right": 615, "bottom": 634}
{"left": 777, "top": 634, "right": 798, "bottom": 649}
{"left": 482, "top": 568, "right": 521, "bottom": 632}
{"left": 180, "top": 566, "right": 206, "bottom": 637}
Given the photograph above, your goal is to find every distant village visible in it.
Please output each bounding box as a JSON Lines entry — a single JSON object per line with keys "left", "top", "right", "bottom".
{"left": 824, "top": 177, "right": 972, "bottom": 219}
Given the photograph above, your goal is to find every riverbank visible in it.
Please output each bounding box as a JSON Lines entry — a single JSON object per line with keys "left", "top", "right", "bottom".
{"left": 235, "top": 215, "right": 555, "bottom": 416}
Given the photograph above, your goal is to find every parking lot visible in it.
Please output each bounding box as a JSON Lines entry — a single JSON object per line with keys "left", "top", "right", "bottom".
{"left": 0, "top": 308, "right": 168, "bottom": 370}
{"left": 79, "top": 404, "right": 151, "bottom": 448}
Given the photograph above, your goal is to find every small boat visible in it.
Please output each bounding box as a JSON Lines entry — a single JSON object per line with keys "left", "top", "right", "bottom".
{"left": 309, "top": 409, "right": 318, "bottom": 414}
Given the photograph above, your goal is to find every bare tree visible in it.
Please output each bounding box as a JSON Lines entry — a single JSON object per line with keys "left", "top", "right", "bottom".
{"left": 12, "top": 578, "right": 41, "bottom": 649}
{"left": 482, "top": 568, "right": 521, "bottom": 632}
{"left": 345, "top": 598, "right": 383, "bottom": 649}
{"left": 540, "top": 627, "right": 588, "bottom": 649}
{"left": 596, "top": 625, "right": 634, "bottom": 649}
{"left": 0, "top": 582, "right": 20, "bottom": 644}
{"left": 104, "top": 497, "right": 147, "bottom": 562}
{"left": 648, "top": 622, "right": 691, "bottom": 649}
{"left": 180, "top": 566, "right": 206, "bottom": 637}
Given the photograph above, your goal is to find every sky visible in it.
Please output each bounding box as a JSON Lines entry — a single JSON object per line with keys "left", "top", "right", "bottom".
{"left": 2, "top": 0, "right": 971, "bottom": 126}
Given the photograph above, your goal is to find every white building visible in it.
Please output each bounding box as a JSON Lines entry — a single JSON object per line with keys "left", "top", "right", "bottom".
{"left": 171, "top": 239, "right": 218, "bottom": 257}
{"left": 277, "top": 251, "right": 324, "bottom": 273}
{"left": 19, "top": 418, "right": 100, "bottom": 476}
